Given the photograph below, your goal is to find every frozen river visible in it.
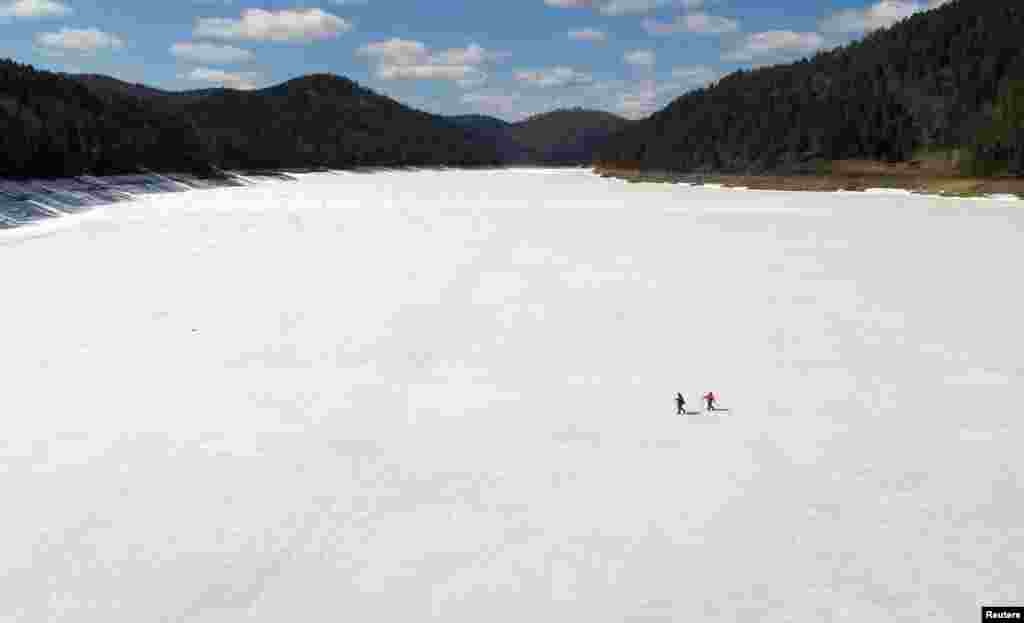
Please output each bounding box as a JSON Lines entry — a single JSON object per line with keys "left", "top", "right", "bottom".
{"left": 1, "top": 168, "right": 1021, "bottom": 621}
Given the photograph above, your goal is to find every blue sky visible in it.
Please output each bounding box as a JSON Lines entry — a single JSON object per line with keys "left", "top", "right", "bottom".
{"left": 0, "top": 0, "right": 950, "bottom": 121}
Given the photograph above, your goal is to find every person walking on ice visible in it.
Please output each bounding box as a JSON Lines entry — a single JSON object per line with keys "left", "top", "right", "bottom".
{"left": 704, "top": 391, "right": 717, "bottom": 412}
{"left": 675, "top": 392, "right": 686, "bottom": 415}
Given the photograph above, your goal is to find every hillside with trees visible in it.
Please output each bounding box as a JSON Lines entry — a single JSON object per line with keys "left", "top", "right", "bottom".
{"left": 598, "top": 0, "right": 1024, "bottom": 177}
{"left": 445, "top": 108, "right": 633, "bottom": 165}
{"left": 0, "top": 60, "right": 213, "bottom": 177}
{"left": 443, "top": 113, "right": 536, "bottom": 163}
{"left": 169, "top": 74, "right": 500, "bottom": 169}
{"left": 0, "top": 62, "right": 500, "bottom": 179}
{"left": 509, "top": 108, "right": 633, "bottom": 165}
{"left": 71, "top": 73, "right": 226, "bottom": 105}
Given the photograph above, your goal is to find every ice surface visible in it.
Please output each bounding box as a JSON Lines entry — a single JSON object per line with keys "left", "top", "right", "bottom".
{"left": 1, "top": 168, "right": 1022, "bottom": 621}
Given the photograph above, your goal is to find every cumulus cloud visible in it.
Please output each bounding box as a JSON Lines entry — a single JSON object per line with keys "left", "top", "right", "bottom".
{"left": 0, "top": 0, "right": 69, "bottom": 19}
{"left": 642, "top": 12, "right": 738, "bottom": 35}
{"left": 616, "top": 79, "right": 658, "bottom": 119}
{"left": 819, "top": 0, "right": 951, "bottom": 33}
{"left": 670, "top": 64, "right": 718, "bottom": 86}
{"left": 357, "top": 38, "right": 505, "bottom": 88}
{"left": 194, "top": 8, "right": 351, "bottom": 43}
{"left": 461, "top": 91, "right": 521, "bottom": 117}
{"left": 544, "top": 0, "right": 670, "bottom": 16}
{"left": 568, "top": 27, "right": 607, "bottom": 42}
{"left": 586, "top": 78, "right": 627, "bottom": 92}
{"left": 723, "top": 30, "right": 825, "bottom": 62}
{"left": 35, "top": 27, "right": 124, "bottom": 55}
{"left": 170, "top": 41, "right": 253, "bottom": 64}
{"left": 514, "top": 66, "right": 594, "bottom": 88}
{"left": 458, "top": 76, "right": 679, "bottom": 121}
{"left": 357, "top": 38, "right": 427, "bottom": 65}
{"left": 181, "top": 66, "right": 261, "bottom": 90}
{"left": 624, "top": 49, "right": 655, "bottom": 68}
{"left": 654, "top": 65, "right": 719, "bottom": 98}
{"left": 379, "top": 64, "right": 482, "bottom": 84}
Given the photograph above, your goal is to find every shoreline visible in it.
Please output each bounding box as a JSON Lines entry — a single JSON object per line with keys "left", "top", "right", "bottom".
{"left": 0, "top": 165, "right": 576, "bottom": 230}
{"left": 593, "top": 164, "right": 1024, "bottom": 200}
{"left": 4, "top": 164, "right": 1021, "bottom": 229}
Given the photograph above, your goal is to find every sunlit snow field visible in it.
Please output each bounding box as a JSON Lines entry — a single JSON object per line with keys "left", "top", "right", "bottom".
{"left": 1, "top": 168, "right": 1021, "bottom": 621}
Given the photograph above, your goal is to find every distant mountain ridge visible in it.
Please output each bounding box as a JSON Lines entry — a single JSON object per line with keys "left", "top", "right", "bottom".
{"left": 0, "top": 61, "right": 501, "bottom": 178}
{"left": 166, "top": 73, "right": 501, "bottom": 170}
{"left": 69, "top": 73, "right": 228, "bottom": 105}
{"left": 445, "top": 114, "right": 512, "bottom": 132}
{"left": 598, "top": 0, "right": 1024, "bottom": 176}
{"left": 444, "top": 108, "right": 633, "bottom": 165}
{"left": 71, "top": 74, "right": 632, "bottom": 168}
{"left": 1, "top": 59, "right": 633, "bottom": 178}
{"left": 508, "top": 108, "right": 633, "bottom": 164}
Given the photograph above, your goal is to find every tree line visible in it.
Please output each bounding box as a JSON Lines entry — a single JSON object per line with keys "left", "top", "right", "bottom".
{"left": 0, "top": 62, "right": 500, "bottom": 179}
{"left": 597, "top": 0, "right": 1024, "bottom": 177}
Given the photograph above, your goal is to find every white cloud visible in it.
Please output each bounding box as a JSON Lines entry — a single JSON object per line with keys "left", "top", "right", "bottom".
{"left": 357, "top": 38, "right": 427, "bottom": 65}
{"left": 642, "top": 12, "right": 738, "bottom": 35}
{"left": 35, "top": 27, "right": 124, "bottom": 55}
{"left": 624, "top": 49, "right": 655, "bottom": 68}
{"left": 194, "top": 8, "right": 351, "bottom": 43}
{"left": 544, "top": 0, "right": 671, "bottom": 16}
{"left": 0, "top": 0, "right": 68, "bottom": 19}
{"left": 378, "top": 64, "right": 484, "bottom": 86}
{"left": 820, "top": 0, "right": 951, "bottom": 33}
{"left": 655, "top": 81, "right": 683, "bottom": 95}
{"left": 357, "top": 38, "right": 505, "bottom": 88}
{"left": 598, "top": 0, "right": 662, "bottom": 15}
{"left": 544, "top": 72, "right": 693, "bottom": 119}
{"left": 436, "top": 43, "right": 506, "bottom": 66}
{"left": 170, "top": 41, "right": 253, "bottom": 64}
{"left": 461, "top": 91, "right": 521, "bottom": 117}
{"left": 587, "top": 78, "right": 627, "bottom": 92}
{"left": 181, "top": 66, "right": 261, "bottom": 90}
{"left": 568, "top": 28, "right": 607, "bottom": 42}
{"left": 616, "top": 79, "right": 658, "bottom": 119}
{"left": 514, "top": 66, "right": 594, "bottom": 88}
{"left": 459, "top": 75, "right": 682, "bottom": 121}
{"left": 655, "top": 65, "right": 718, "bottom": 98}
{"left": 723, "top": 30, "right": 825, "bottom": 62}
{"left": 670, "top": 64, "right": 718, "bottom": 86}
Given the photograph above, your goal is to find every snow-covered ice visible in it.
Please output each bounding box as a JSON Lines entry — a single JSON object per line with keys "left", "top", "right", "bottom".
{"left": 1, "top": 168, "right": 1022, "bottom": 621}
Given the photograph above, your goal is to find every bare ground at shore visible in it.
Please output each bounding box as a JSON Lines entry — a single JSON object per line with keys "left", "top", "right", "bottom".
{"left": 595, "top": 160, "right": 1024, "bottom": 198}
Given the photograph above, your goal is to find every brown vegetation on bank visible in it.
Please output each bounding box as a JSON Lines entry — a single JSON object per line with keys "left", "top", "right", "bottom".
{"left": 594, "top": 159, "right": 1024, "bottom": 198}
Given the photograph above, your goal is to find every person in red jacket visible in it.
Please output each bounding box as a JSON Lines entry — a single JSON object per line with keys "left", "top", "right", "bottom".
{"left": 703, "top": 391, "right": 717, "bottom": 412}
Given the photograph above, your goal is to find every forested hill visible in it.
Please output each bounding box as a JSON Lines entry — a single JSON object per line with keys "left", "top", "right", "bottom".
{"left": 0, "top": 60, "right": 213, "bottom": 177}
{"left": 0, "top": 62, "right": 499, "bottom": 179}
{"left": 71, "top": 74, "right": 226, "bottom": 103}
{"left": 509, "top": 109, "right": 633, "bottom": 164}
{"left": 598, "top": 0, "right": 1024, "bottom": 176}
{"left": 446, "top": 114, "right": 512, "bottom": 132}
{"left": 443, "top": 108, "right": 633, "bottom": 165}
{"left": 166, "top": 74, "right": 500, "bottom": 170}
{"left": 443, "top": 114, "right": 535, "bottom": 163}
